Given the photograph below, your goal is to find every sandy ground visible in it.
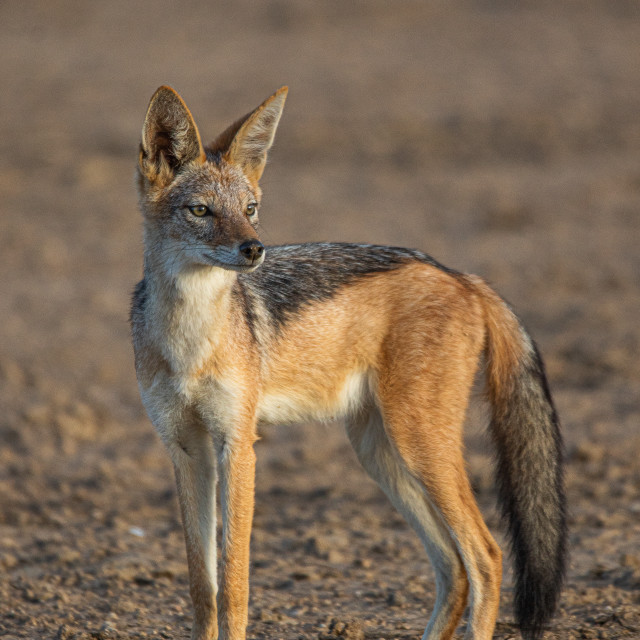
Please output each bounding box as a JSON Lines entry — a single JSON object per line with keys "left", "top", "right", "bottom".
{"left": 1, "top": 2, "right": 639, "bottom": 638}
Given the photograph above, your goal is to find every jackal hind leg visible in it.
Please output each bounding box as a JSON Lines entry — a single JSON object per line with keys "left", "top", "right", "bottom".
{"left": 377, "top": 397, "right": 502, "bottom": 640}
{"left": 170, "top": 421, "right": 218, "bottom": 640}
{"left": 346, "top": 406, "right": 468, "bottom": 640}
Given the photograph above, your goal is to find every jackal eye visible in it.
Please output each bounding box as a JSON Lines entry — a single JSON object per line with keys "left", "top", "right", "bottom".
{"left": 246, "top": 203, "right": 258, "bottom": 218}
{"left": 188, "top": 205, "right": 210, "bottom": 217}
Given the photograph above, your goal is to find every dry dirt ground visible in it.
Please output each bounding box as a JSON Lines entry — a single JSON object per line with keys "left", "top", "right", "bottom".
{"left": 1, "top": 2, "right": 639, "bottom": 639}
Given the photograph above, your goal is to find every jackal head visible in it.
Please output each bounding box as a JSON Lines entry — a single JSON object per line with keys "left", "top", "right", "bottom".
{"left": 137, "top": 86, "right": 287, "bottom": 276}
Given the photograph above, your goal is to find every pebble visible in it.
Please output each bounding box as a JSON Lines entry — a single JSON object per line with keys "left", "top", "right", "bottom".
{"left": 353, "top": 557, "right": 372, "bottom": 569}
{"left": 386, "top": 590, "right": 408, "bottom": 607}
{"left": 0, "top": 552, "right": 19, "bottom": 570}
{"left": 56, "top": 625, "right": 74, "bottom": 640}
{"left": 620, "top": 553, "right": 640, "bottom": 569}
{"left": 94, "top": 622, "right": 118, "bottom": 639}
{"left": 322, "top": 618, "right": 365, "bottom": 640}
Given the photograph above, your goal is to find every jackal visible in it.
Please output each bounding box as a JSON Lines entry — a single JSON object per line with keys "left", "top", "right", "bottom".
{"left": 130, "top": 86, "right": 566, "bottom": 640}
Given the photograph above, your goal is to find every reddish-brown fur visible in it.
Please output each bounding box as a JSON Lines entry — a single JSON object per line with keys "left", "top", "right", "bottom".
{"left": 132, "top": 86, "right": 565, "bottom": 640}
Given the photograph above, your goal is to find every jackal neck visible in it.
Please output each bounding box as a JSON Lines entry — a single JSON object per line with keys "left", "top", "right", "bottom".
{"left": 142, "top": 249, "right": 238, "bottom": 378}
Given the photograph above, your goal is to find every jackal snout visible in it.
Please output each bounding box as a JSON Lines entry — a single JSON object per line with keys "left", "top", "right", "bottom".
{"left": 201, "top": 212, "right": 265, "bottom": 271}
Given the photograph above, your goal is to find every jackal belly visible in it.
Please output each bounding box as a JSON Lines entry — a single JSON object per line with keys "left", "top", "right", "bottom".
{"left": 257, "top": 369, "right": 370, "bottom": 425}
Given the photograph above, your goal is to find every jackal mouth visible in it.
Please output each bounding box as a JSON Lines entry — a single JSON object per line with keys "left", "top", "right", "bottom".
{"left": 202, "top": 252, "right": 265, "bottom": 273}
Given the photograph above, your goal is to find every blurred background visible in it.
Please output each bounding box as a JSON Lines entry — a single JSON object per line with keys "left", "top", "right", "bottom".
{"left": 1, "top": 2, "right": 639, "bottom": 638}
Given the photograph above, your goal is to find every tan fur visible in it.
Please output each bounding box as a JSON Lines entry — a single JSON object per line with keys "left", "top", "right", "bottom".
{"left": 132, "top": 87, "right": 553, "bottom": 640}
{"left": 468, "top": 275, "right": 530, "bottom": 404}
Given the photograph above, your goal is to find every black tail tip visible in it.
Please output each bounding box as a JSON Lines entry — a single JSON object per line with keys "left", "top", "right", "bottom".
{"left": 519, "top": 622, "right": 545, "bottom": 640}
{"left": 516, "top": 580, "right": 563, "bottom": 640}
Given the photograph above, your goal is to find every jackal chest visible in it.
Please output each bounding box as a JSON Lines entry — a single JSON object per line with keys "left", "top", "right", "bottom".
{"left": 138, "top": 267, "right": 241, "bottom": 380}
{"left": 138, "top": 358, "right": 251, "bottom": 445}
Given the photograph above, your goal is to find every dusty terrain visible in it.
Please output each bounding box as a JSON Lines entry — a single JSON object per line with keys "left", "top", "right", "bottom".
{"left": 1, "top": 2, "right": 639, "bottom": 638}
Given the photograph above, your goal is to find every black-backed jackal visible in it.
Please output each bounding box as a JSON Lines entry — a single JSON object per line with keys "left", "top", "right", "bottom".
{"left": 131, "top": 86, "right": 566, "bottom": 640}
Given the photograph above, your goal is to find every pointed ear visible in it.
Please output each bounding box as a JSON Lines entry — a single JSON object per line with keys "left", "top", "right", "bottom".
{"left": 139, "top": 86, "right": 206, "bottom": 186}
{"left": 210, "top": 87, "right": 288, "bottom": 183}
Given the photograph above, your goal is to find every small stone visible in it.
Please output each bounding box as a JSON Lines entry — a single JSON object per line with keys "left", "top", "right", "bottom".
{"left": 23, "top": 588, "right": 40, "bottom": 603}
{"left": 274, "top": 578, "right": 295, "bottom": 590}
{"left": 0, "top": 552, "right": 19, "bottom": 570}
{"left": 57, "top": 548, "right": 81, "bottom": 564}
{"left": 56, "top": 625, "right": 74, "bottom": 640}
{"left": 259, "top": 608, "right": 277, "bottom": 623}
{"left": 94, "top": 622, "right": 118, "bottom": 639}
{"left": 291, "top": 570, "right": 312, "bottom": 581}
{"left": 353, "top": 557, "right": 372, "bottom": 569}
{"left": 571, "top": 442, "right": 606, "bottom": 463}
{"left": 333, "top": 621, "right": 346, "bottom": 635}
{"left": 621, "top": 553, "right": 640, "bottom": 569}
{"left": 386, "top": 590, "right": 407, "bottom": 607}
{"left": 327, "top": 549, "right": 345, "bottom": 564}
{"left": 327, "top": 618, "right": 365, "bottom": 640}
{"left": 306, "top": 536, "right": 330, "bottom": 558}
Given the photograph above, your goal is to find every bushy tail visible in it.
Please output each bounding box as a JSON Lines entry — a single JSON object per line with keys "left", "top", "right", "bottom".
{"left": 473, "top": 278, "right": 567, "bottom": 640}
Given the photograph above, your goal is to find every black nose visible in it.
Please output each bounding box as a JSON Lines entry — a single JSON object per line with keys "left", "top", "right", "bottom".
{"left": 239, "top": 240, "right": 265, "bottom": 263}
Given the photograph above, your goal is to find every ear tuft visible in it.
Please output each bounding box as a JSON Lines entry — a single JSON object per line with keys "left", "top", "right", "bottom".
{"left": 139, "top": 86, "right": 205, "bottom": 186}
{"left": 211, "top": 87, "right": 288, "bottom": 183}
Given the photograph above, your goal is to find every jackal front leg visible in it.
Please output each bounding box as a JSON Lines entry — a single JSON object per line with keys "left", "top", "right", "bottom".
{"left": 170, "top": 421, "right": 218, "bottom": 640}
{"left": 217, "top": 436, "right": 257, "bottom": 640}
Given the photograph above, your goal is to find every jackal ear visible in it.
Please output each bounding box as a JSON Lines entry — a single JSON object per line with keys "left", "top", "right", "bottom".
{"left": 211, "top": 87, "right": 288, "bottom": 183}
{"left": 139, "top": 86, "right": 206, "bottom": 186}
